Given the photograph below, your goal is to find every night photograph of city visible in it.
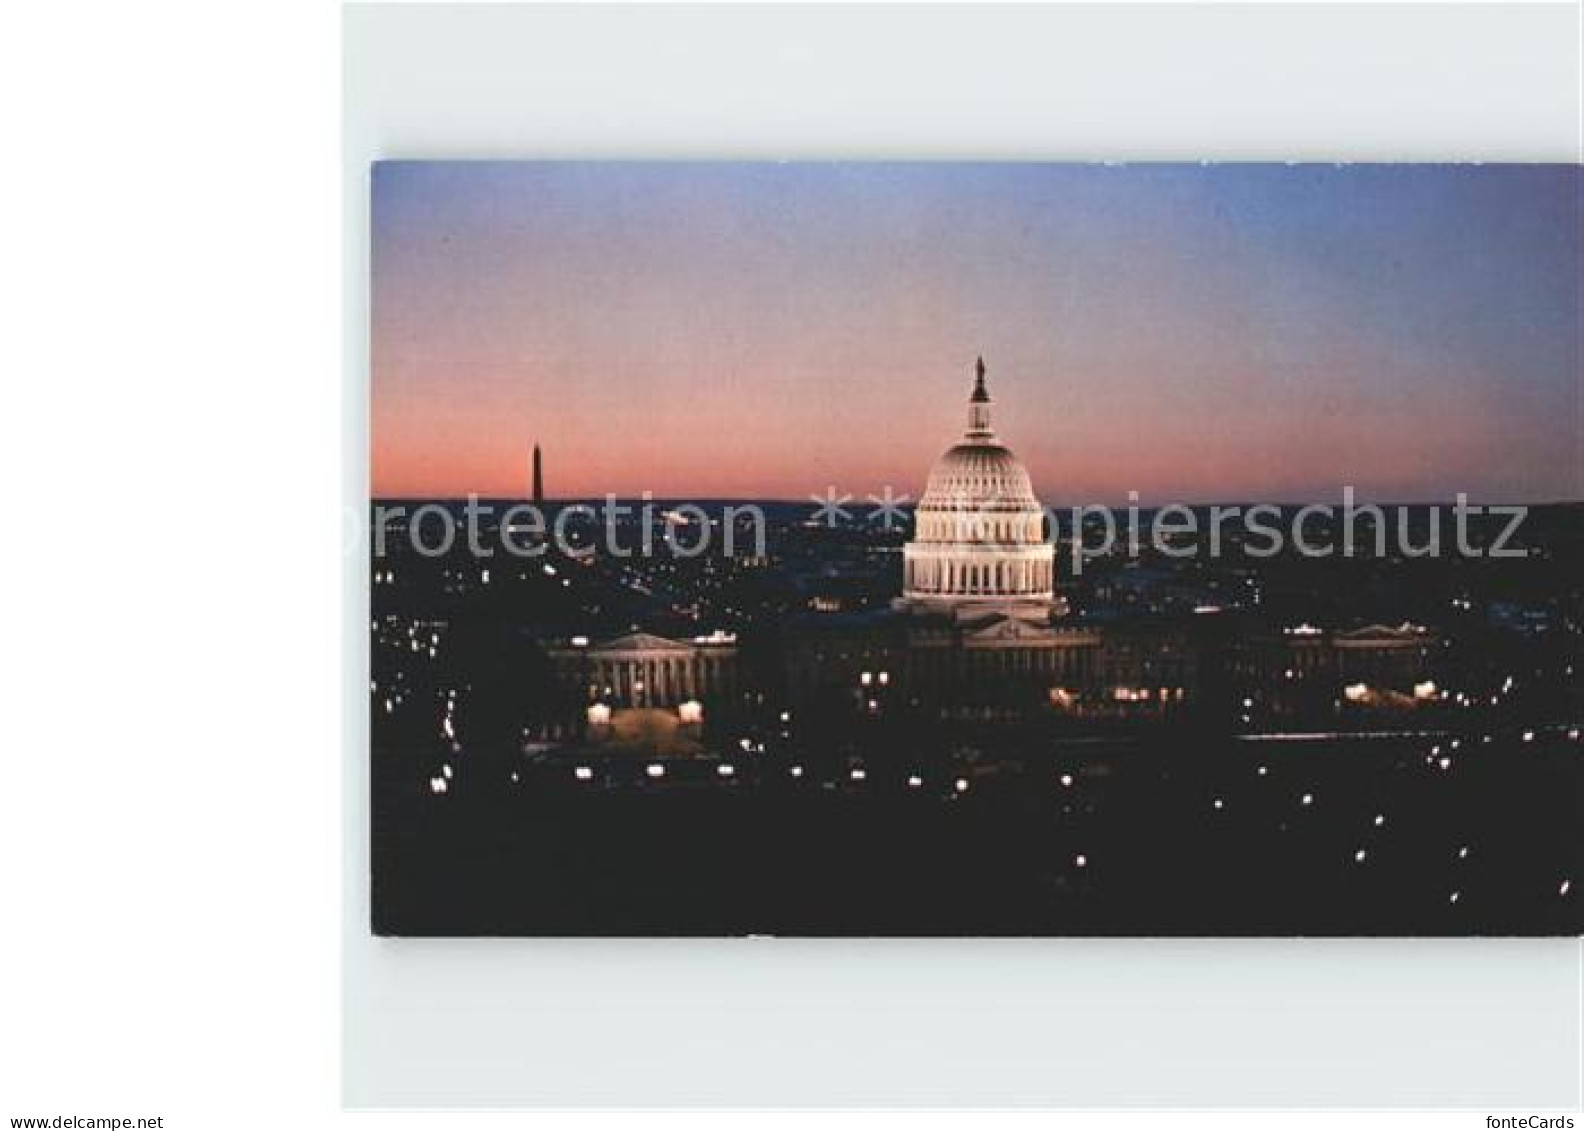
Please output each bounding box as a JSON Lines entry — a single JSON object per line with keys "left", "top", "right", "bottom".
{"left": 369, "top": 162, "right": 1581, "bottom": 936}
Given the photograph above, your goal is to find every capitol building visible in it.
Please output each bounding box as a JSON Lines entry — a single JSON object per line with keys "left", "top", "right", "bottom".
{"left": 898, "top": 357, "right": 1057, "bottom": 621}
{"left": 551, "top": 356, "right": 1198, "bottom": 728}
{"left": 779, "top": 356, "right": 1130, "bottom": 714}
{"left": 541, "top": 355, "right": 1436, "bottom": 733}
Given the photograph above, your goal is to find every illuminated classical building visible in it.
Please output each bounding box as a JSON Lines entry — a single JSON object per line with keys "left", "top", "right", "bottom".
{"left": 542, "top": 629, "right": 747, "bottom": 748}
{"left": 1226, "top": 621, "right": 1442, "bottom": 715}
{"left": 899, "top": 357, "right": 1057, "bottom": 621}
{"left": 547, "top": 630, "right": 741, "bottom": 709}
{"left": 788, "top": 357, "right": 1175, "bottom": 716}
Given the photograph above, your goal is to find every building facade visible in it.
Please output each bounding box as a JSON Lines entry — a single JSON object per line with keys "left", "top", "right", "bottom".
{"left": 546, "top": 630, "right": 741, "bottom": 709}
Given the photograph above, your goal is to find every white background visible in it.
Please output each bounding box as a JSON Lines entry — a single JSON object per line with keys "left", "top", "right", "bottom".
{"left": 2, "top": 1, "right": 1581, "bottom": 1125}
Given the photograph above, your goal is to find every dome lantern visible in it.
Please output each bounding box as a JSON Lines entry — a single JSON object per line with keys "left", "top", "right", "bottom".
{"left": 967, "top": 355, "right": 994, "bottom": 438}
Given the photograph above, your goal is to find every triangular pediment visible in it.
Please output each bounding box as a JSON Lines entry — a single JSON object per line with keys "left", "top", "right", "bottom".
{"left": 1336, "top": 622, "right": 1427, "bottom": 643}
{"left": 593, "top": 632, "right": 697, "bottom": 654}
{"left": 962, "top": 615, "right": 1058, "bottom": 643}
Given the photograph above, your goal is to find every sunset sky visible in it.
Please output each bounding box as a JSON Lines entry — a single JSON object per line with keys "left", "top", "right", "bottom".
{"left": 371, "top": 162, "right": 1580, "bottom": 504}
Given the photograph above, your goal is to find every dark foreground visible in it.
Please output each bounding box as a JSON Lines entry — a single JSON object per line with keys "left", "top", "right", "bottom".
{"left": 372, "top": 727, "right": 1581, "bottom": 936}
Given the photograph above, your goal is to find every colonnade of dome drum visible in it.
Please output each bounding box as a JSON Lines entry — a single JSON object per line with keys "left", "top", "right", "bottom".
{"left": 902, "top": 546, "right": 1055, "bottom": 598}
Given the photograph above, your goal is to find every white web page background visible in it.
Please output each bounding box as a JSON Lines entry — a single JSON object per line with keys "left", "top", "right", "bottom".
{"left": 342, "top": 2, "right": 1583, "bottom": 1110}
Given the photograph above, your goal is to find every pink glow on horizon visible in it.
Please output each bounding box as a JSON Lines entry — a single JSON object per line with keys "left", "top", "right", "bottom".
{"left": 371, "top": 163, "right": 1581, "bottom": 503}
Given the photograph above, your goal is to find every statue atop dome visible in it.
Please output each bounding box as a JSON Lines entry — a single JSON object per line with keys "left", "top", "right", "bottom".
{"left": 966, "top": 355, "right": 995, "bottom": 439}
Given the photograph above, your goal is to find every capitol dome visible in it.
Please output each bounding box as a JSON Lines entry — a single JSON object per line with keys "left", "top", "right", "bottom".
{"left": 901, "top": 358, "right": 1056, "bottom": 615}
{"left": 922, "top": 442, "right": 1038, "bottom": 509}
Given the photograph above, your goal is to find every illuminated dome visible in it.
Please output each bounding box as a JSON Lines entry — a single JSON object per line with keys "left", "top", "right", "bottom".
{"left": 921, "top": 442, "right": 1038, "bottom": 510}
{"left": 901, "top": 358, "right": 1055, "bottom": 615}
